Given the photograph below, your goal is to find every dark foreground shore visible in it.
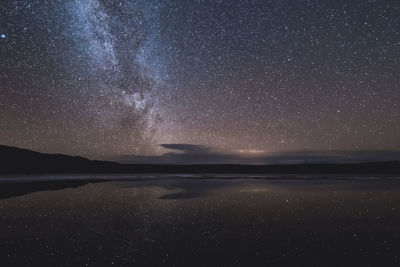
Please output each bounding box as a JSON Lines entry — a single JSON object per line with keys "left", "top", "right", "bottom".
{"left": 1, "top": 176, "right": 400, "bottom": 266}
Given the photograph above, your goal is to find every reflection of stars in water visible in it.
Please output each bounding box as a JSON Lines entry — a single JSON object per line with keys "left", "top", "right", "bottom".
{"left": 1, "top": 179, "right": 400, "bottom": 265}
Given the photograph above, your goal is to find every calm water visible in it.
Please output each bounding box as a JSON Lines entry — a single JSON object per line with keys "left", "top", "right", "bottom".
{"left": 1, "top": 176, "right": 400, "bottom": 266}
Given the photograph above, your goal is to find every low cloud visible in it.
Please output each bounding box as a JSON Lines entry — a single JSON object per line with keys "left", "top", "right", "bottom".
{"left": 117, "top": 144, "right": 400, "bottom": 165}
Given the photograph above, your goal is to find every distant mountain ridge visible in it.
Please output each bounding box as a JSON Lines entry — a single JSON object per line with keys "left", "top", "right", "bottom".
{"left": 1, "top": 145, "right": 400, "bottom": 175}
{"left": 0, "top": 145, "right": 119, "bottom": 174}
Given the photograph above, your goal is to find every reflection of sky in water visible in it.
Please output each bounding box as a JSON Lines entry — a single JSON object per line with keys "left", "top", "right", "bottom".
{"left": 1, "top": 178, "right": 400, "bottom": 266}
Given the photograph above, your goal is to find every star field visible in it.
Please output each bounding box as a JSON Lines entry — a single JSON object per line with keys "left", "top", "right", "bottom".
{"left": 1, "top": 0, "right": 399, "bottom": 159}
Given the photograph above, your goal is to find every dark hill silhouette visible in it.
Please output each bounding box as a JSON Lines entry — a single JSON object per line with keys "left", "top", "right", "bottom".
{"left": 1, "top": 145, "right": 400, "bottom": 175}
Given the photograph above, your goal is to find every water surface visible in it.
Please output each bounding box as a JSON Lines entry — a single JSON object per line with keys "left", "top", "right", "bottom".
{"left": 1, "top": 175, "right": 400, "bottom": 266}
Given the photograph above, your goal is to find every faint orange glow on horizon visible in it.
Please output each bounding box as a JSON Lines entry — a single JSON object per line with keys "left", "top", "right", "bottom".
{"left": 237, "top": 149, "right": 266, "bottom": 155}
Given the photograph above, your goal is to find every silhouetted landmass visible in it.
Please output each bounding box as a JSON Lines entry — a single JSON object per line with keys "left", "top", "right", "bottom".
{"left": 1, "top": 145, "right": 400, "bottom": 175}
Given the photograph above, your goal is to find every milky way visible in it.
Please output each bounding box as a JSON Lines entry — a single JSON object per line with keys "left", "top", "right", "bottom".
{"left": 1, "top": 0, "right": 399, "bottom": 159}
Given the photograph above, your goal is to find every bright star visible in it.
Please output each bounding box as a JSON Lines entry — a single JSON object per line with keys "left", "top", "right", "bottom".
{"left": 1, "top": 34, "right": 6, "bottom": 39}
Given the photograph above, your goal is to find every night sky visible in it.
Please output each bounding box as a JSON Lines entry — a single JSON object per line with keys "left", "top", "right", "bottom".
{"left": 1, "top": 0, "right": 399, "bottom": 161}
